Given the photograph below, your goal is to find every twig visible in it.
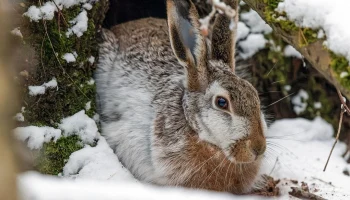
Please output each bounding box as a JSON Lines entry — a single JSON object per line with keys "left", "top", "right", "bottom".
{"left": 323, "top": 105, "right": 345, "bottom": 171}
{"left": 323, "top": 89, "right": 349, "bottom": 171}
{"left": 289, "top": 187, "right": 326, "bottom": 200}
{"left": 52, "top": 1, "right": 68, "bottom": 26}
{"left": 337, "top": 89, "right": 350, "bottom": 115}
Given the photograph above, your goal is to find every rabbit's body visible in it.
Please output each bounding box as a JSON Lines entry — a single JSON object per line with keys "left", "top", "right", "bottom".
{"left": 97, "top": 18, "right": 185, "bottom": 181}
{"left": 97, "top": 0, "right": 266, "bottom": 194}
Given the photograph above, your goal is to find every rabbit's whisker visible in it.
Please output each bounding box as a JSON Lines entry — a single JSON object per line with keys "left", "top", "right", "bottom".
{"left": 266, "top": 92, "right": 295, "bottom": 107}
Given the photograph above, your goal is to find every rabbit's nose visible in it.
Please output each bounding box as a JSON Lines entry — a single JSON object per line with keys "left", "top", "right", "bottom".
{"left": 252, "top": 141, "right": 266, "bottom": 157}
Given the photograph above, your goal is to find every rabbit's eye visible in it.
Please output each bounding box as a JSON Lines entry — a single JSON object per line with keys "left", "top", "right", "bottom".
{"left": 216, "top": 96, "right": 228, "bottom": 109}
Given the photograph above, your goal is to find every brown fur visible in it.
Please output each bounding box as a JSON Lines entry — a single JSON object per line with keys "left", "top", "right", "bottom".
{"left": 211, "top": 0, "right": 239, "bottom": 71}
{"left": 166, "top": 0, "right": 208, "bottom": 91}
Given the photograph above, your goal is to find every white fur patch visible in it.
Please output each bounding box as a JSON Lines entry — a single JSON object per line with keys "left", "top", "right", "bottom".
{"left": 196, "top": 81, "right": 250, "bottom": 152}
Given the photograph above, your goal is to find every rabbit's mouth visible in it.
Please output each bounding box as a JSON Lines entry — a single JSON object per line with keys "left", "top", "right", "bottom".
{"left": 225, "top": 139, "right": 265, "bottom": 164}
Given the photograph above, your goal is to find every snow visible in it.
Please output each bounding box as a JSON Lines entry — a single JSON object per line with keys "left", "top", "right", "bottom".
{"left": 13, "top": 126, "right": 62, "bottom": 149}
{"left": 238, "top": 34, "right": 267, "bottom": 59}
{"left": 88, "top": 56, "right": 95, "bottom": 64}
{"left": 28, "top": 78, "right": 58, "bottom": 96}
{"left": 263, "top": 117, "right": 350, "bottom": 199}
{"left": 23, "top": 0, "right": 91, "bottom": 38}
{"left": 236, "top": 9, "right": 271, "bottom": 59}
{"left": 19, "top": 172, "right": 264, "bottom": 200}
{"left": 17, "top": 116, "right": 350, "bottom": 199}
{"left": 59, "top": 110, "right": 99, "bottom": 144}
{"left": 283, "top": 45, "right": 302, "bottom": 59}
{"left": 23, "top": 2, "right": 56, "bottom": 22}
{"left": 317, "top": 29, "right": 325, "bottom": 39}
{"left": 276, "top": 0, "right": 350, "bottom": 63}
{"left": 55, "top": 0, "right": 90, "bottom": 8}
{"left": 86, "top": 78, "right": 95, "bottom": 85}
{"left": 314, "top": 102, "right": 322, "bottom": 109}
{"left": 85, "top": 101, "right": 91, "bottom": 111}
{"left": 63, "top": 53, "right": 76, "bottom": 63}
{"left": 240, "top": 9, "right": 272, "bottom": 34}
{"left": 14, "top": 110, "right": 98, "bottom": 150}
{"left": 23, "top": 0, "right": 91, "bottom": 22}
{"left": 236, "top": 22, "right": 250, "bottom": 41}
{"left": 14, "top": 107, "right": 26, "bottom": 122}
{"left": 61, "top": 137, "right": 136, "bottom": 181}
{"left": 291, "top": 89, "right": 309, "bottom": 115}
{"left": 340, "top": 72, "right": 348, "bottom": 78}
{"left": 28, "top": 85, "right": 46, "bottom": 95}
{"left": 66, "top": 10, "right": 89, "bottom": 38}
{"left": 14, "top": 113, "right": 25, "bottom": 122}
{"left": 82, "top": 3, "right": 93, "bottom": 10}
{"left": 284, "top": 85, "right": 291, "bottom": 91}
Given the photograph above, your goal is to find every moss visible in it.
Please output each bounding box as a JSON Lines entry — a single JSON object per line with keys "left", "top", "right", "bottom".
{"left": 21, "top": 1, "right": 102, "bottom": 125}
{"left": 35, "top": 135, "right": 83, "bottom": 175}
{"left": 263, "top": 0, "right": 318, "bottom": 46}
{"left": 264, "top": 0, "right": 281, "bottom": 10}
{"left": 330, "top": 52, "right": 350, "bottom": 88}
{"left": 18, "top": 1, "right": 107, "bottom": 175}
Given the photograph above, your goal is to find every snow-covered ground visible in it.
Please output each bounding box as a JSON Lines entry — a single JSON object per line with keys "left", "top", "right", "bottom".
{"left": 16, "top": 110, "right": 350, "bottom": 200}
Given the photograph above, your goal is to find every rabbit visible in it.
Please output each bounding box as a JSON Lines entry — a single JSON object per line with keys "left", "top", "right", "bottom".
{"left": 96, "top": 0, "right": 267, "bottom": 194}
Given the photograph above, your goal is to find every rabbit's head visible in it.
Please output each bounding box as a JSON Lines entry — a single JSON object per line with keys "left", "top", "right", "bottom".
{"left": 167, "top": 0, "right": 266, "bottom": 164}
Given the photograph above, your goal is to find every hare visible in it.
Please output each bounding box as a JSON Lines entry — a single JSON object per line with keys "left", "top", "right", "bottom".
{"left": 96, "top": 0, "right": 267, "bottom": 194}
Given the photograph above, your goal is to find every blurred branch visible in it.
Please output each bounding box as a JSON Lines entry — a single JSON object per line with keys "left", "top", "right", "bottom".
{"left": 0, "top": 2, "right": 18, "bottom": 200}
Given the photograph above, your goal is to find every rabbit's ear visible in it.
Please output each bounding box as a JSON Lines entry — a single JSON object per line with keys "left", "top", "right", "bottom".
{"left": 167, "top": 0, "right": 207, "bottom": 92}
{"left": 211, "top": 0, "right": 239, "bottom": 73}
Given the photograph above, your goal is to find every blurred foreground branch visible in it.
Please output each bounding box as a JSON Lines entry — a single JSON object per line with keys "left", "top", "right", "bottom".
{"left": 0, "top": 2, "right": 18, "bottom": 200}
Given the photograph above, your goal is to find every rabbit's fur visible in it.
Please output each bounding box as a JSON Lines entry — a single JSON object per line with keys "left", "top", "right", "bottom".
{"left": 96, "top": 0, "right": 267, "bottom": 194}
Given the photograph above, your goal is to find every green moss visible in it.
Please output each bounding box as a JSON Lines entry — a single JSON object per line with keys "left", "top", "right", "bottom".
{"left": 330, "top": 52, "right": 350, "bottom": 88}
{"left": 299, "top": 28, "right": 319, "bottom": 46}
{"left": 263, "top": 0, "right": 318, "bottom": 46}
{"left": 264, "top": 0, "right": 281, "bottom": 10}
{"left": 22, "top": 1, "right": 101, "bottom": 124}
{"left": 35, "top": 135, "right": 83, "bottom": 175}
{"left": 19, "top": 1, "right": 106, "bottom": 175}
